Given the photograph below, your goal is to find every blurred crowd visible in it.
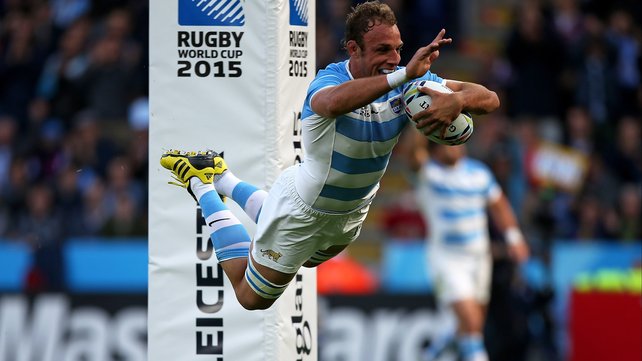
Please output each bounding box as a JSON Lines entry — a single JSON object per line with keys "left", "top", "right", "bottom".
{"left": 1, "top": 0, "right": 640, "bottom": 293}
{"left": 0, "top": 0, "right": 149, "bottom": 290}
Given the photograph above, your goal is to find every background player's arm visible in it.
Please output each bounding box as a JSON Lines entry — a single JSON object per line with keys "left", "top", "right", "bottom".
{"left": 399, "top": 128, "right": 429, "bottom": 173}
{"left": 488, "top": 193, "right": 529, "bottom": 263}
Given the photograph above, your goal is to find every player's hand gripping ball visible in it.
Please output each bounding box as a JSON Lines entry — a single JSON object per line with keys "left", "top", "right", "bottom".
{"left": 402, "top": 80, "right": 474, "bottom": 145}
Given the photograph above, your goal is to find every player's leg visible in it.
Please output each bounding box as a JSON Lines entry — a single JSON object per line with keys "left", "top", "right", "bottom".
{"left": 430, "top": 250, "right": 489, "bottom": 361}
{"left": 218, "top": 253, "right": 297, "bottom": 310}
{"left": 209, "top": 152, "right": 268, "bottom": 224}
{"left": 451, "top": 299, "right": 488, "bottom": 361}
{"left": 452, "top": 252, "right": 492, "bottom": 361}
{"left": 160, "top": 150, "right": 280, "bottom": 310}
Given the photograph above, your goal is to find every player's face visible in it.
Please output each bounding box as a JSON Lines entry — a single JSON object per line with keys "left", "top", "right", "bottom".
{"left": 349, "top": 23, "right": 403, "bottom": 78}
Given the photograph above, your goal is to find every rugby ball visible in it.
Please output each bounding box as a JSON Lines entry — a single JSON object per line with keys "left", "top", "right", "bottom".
{"left": 402, "top": 80, "right": 474, "bottom": 145}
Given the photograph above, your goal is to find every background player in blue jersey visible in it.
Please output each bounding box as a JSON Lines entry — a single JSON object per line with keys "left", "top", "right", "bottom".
{"left": 406, "top": 137, "right": 530, "bottom": 361}
{"left": 160, "top": 0, "right": 500, "bottom": 310}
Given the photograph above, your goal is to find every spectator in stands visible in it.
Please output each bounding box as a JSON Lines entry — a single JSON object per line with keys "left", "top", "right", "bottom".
{"left": 504, "top": 0, "right": 566, "bottom": 120}
{"left": 100, "top": 192, "right": 146, "bottom": 237}
{"left": 36, "top": 17, "right": 91, "bottom": 122}
{"left": 55, "top": 163, "right": 87, "bottom": 237}
{"left": 605, "top": 9, "right": 640, "bottom": 117}
{"left": 11, "top": 182, "right": 66, "bottom": 291}
{"left": 616, "top": 184, "right": 642, "bottom": 241}
{"left": 604, "top": 116, "right": 642, "bottom": 184}
{"left": 0, "top": 7, "right": 48, "bottom": 124}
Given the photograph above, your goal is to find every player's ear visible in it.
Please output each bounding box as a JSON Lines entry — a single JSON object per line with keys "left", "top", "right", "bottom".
{"left": 346, "top": 40, "right": 360, "bottom": 57}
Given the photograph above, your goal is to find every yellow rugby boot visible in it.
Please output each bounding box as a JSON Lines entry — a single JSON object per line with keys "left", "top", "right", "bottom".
{"left": 160, "top": 149, "right": 215, "bottom": 185}
{"left": 160, "top": 149, "right": 225, "bottom": 202}
{"left": 211, "top": 150, "right": 228, "bottom": 182}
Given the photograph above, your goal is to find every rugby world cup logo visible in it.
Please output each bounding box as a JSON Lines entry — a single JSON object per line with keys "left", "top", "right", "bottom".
{"left": 179, "top": 0, "right": 246, "bottom": 26}
{"left": 289, "top": 0, "right": 308, "bottom": 26}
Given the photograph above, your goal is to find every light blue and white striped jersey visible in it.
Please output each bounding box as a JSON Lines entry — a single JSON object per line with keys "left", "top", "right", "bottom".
{"left": 417, "top": 157, "right": 502, "bottom": 252}
{"left": 295, "top": 60, "right": 443, "bottom": 212}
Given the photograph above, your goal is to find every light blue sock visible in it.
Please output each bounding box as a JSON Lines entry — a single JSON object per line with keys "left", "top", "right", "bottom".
{"left": 457, "top": 334, "right": 488, "bottom": 361}
{"left": 423, "top": 330, "right": 455, "bottom": 361}
{"left": 215, "top": 172, "right": 267, "bottom": 223}
{"left": 192, "top": 179, "right": 250, "bottom": 262}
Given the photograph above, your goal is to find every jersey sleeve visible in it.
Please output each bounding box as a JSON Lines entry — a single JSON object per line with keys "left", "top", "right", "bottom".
{"left": 302, "top": 63, "right": 349, "bottom": 119}
{"left": 483, "top": 165, "right": 502, "bottom": 204}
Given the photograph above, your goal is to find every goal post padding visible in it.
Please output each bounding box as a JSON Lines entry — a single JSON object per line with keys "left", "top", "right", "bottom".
{"left": 148, "top": 1, "right": 316, "bottom": 360}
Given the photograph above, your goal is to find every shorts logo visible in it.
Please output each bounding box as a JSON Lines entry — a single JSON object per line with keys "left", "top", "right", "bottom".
{"left": 179, "top": 0, "right": 246, "bottom": 26}
{"left": 289, "top": 0, "right": 308, "bottom": 26}
{"left": 260, "top": 249, "right": 283, "bottom": 262}
{"left": 389, "top": 98, "right": 402, "bottom": 114}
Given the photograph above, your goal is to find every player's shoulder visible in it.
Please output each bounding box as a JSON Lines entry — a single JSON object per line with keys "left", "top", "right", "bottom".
{"left": 308, "top": 60, "right": 350, "bottom": 93}
{"left": 317, "top": 60, "right": 349, "bottom": 77}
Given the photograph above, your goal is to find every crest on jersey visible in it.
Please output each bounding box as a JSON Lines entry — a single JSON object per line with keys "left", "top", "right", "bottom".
{"left": 389, "top": 97, "right": 402, "bottom": 114}
{"left": 289, "top": 0, "right": 308, "bottom": 26}
{"left": 179, "top": 0, "right": 245, "bottom": 26}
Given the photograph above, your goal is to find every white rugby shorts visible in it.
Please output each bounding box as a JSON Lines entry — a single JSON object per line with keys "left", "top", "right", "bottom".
{"left": 251, "top": 165, "right": 370, "bottom": 274}
{"left": 429, "top": 246, "right": 492, "bottom": 305}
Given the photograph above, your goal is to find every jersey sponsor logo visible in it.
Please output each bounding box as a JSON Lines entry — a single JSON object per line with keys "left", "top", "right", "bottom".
{"left": 289, "top": 0, "right": 308, "bottom": 26}
{"left": 179, "top": 0, "right": 246, "bottom": 26}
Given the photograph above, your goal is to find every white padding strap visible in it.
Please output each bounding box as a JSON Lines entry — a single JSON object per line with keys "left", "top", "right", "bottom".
{"left": 386, "top": 68, "right": 408, "bottom": 89}
{"left": 505, "top": 227, "right": 524, "bottom": 245}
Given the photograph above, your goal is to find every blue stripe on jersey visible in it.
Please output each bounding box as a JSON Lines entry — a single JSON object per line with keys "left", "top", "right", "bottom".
{"left": 319, "top": 183, "right": 378, "bottom": 201}
{"left": 443, "top": 230, "right": 484, "bottom": 244}
{"left": 440, "top": 208, "right": 485, "bottom": 220}
{"left": 429, "top": 183, "right": 487, "bottom": 197}
{"left": 335, "top": 114, "right": 407, "bottom": 142}
{"left": 331, "top": 151, "right": 390, "bottom": 174}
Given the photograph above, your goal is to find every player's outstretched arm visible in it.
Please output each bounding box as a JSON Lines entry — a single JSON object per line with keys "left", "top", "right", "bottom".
{"left": 312, "top": 29, "right": 452, "bottom": 118}
{"left": 404, "top": 29, "right": 452, "bottom": 79}
{"left": 311, "top": 76, "right": 396, "bottom": 118}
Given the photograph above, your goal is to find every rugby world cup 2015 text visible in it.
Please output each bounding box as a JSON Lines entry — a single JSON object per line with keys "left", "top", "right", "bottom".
{"left": 288, "top": 31, "right": 309, "bottom": 78}
{"left": 177, "top": 31, "right": 244, "bottom": 78}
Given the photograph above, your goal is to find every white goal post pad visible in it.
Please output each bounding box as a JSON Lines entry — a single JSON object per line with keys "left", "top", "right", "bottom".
{"left": 148, "top": 1, "right": 317, "bottom": 360}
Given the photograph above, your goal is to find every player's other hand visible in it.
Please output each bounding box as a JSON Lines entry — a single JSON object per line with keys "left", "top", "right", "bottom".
{"left": 412, "top": 86, "right": 463, "bottom": 138}
{"left": 508, "top": 241, "right": 529, "bottom": 264}
{"left": 405, "top": 29, "right": 452, "bottom": 79}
